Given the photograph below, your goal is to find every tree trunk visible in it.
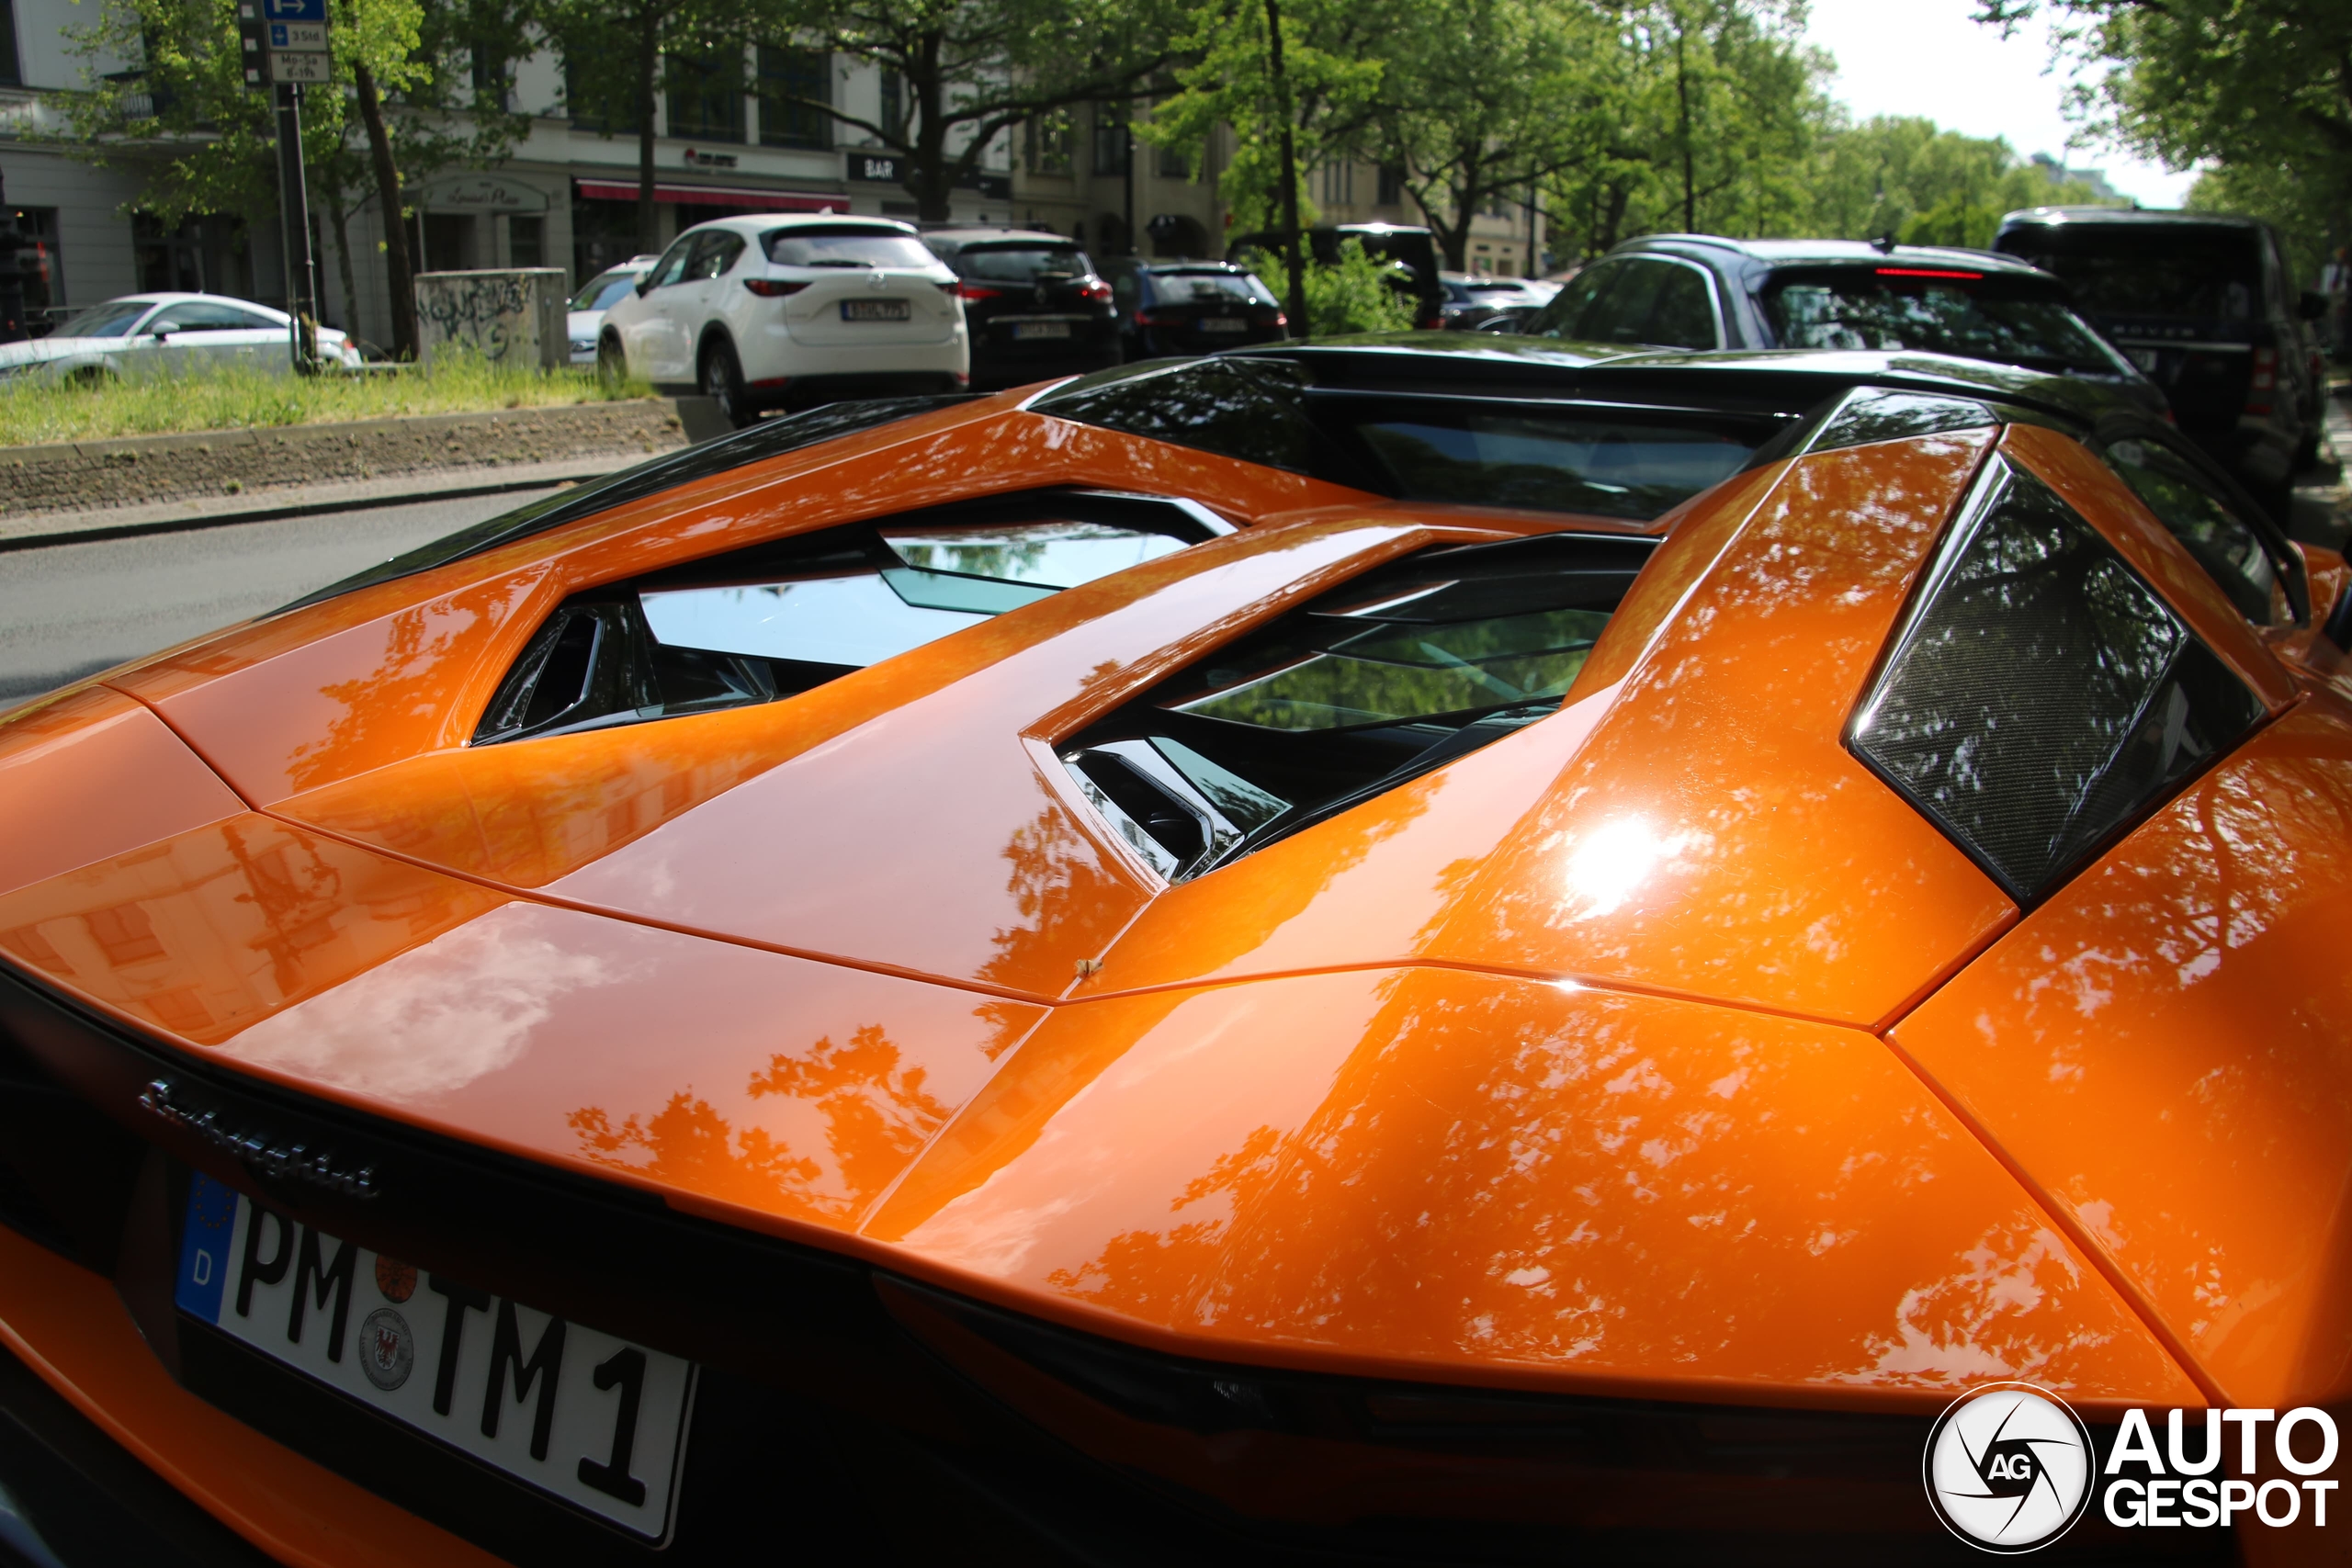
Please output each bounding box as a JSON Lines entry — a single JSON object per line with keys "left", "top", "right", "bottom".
{"left": 636, "top": 15, "right": 662, "bottom": 254}
{"left": 1265, "top": 0, "right": 1308, "bottom": 339}
{"left": 1674, "top": 28, "right": 1695, "bottom": 232}
{"left": 352, "top": 61, "right": 418, "bottom": 361}
{"left": 906, "top": 35, "right": 955, "bottom": 222}
{"left": 322, "top": 178, "right": 359, "bottom": 339}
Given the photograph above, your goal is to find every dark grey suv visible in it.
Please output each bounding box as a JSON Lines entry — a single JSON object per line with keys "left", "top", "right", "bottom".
{"left": 1521, "top": 234, "right": 2164, "bottom": 419}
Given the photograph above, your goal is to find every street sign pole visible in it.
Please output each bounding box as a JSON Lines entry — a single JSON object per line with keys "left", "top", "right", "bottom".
{"left": 272, "top": 81, "right": 320, "bottom": 372}
{"left": 243, "top": 0, "right": 329, "bottom": 371}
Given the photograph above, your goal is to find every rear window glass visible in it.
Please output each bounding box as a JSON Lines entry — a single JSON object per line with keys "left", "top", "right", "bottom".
{"left": 1762, "top": 272, "right": 2127, "bottom": 376}
{"left": 571, "top": 271, "right": 641, "bottom": 312}
{"left": 1033, "top": 358, "right": 1317, "bottom": 473}
{"left": 1352, "top": 409, "right": 1754, "bottom": 521}
{"left": 476, "top": 498, "right": 1208, "bottom": 745}
{"left": 954, "top": 246, "right": 1089, "bottom": 283}
{"left": 1150, "top": 271, "right": 1274, "bottom": 305}
{"left": 1057, "top": 533, "right": 1652, "bottom": 880}
{"left": 764, "top": 226, "right": 937, "bottom": 269}
{"left": 2001, "top": 227, "right": 2261, "bottom": 321}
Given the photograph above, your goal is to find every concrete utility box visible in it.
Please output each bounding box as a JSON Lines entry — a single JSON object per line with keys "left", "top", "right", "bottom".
{"left": 415, "top": 269, "right": 568, "bottom": 371}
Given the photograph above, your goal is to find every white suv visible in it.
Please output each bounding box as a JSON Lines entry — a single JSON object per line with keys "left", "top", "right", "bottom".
{"left": 597, "top": 215, "right": 968, "bottom": 425}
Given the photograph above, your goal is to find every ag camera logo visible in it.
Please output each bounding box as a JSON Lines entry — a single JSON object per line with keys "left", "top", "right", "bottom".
{"left": 1923, "top": 1382, "right": 2095, "bottom": 1552}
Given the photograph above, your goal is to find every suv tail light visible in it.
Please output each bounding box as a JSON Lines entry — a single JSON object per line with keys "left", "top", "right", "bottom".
{"left": 2248, "top": 345, "right": 2277, "bottom": 415}
{"left": 1078, "top": 278, "right": 1113, "bottom": 303}
{"left": 742, "top": 278, "right": 808, "bottom": 298}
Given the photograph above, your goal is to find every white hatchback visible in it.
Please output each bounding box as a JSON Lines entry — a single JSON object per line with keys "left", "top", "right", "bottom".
{"left": 597, "top": 216, "right": 968, "bottom": 426}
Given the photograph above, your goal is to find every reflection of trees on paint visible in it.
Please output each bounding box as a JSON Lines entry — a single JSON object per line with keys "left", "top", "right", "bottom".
{"left": 288, "top": 604, "right": 487, "bottom": 795}
{"left": 1038, "top": 972, "right": 2136, "bottom": 1389}
{"left": 978, "top": 800, "right": 1142, "bottom": 998}
{"left": 567, "top": 1022, "right": 953, "bottom": 1223}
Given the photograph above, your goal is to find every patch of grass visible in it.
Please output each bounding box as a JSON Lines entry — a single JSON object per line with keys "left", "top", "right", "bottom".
{"left": 0, "top": 356, "right": 660, "bottom": 447}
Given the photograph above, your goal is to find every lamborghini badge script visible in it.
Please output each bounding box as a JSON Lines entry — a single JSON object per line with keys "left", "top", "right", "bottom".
{"left": 1924, "top": 1382, "right": 2095, "bottom": 1552}
{"left": 140, "top": 1077, "right": 380, "bottom": 1200}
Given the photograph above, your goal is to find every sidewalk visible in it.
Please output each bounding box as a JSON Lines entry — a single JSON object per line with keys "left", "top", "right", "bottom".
{"left": 2290, "top": 379, "right": 2352, "bottom": 550}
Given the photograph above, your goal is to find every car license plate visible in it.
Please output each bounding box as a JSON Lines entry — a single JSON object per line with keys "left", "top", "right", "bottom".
{"left": 174, "top": 1173, "right": 695, "bottom": 1540}
{"left": 1197, "top": 318, "right": 1250, "bottom": 333}
{"left": 841, "top": 299, "right": 911, "bottom": 322}
{"left": 1012, "top": 320, "right": 1071, "bottom": 340}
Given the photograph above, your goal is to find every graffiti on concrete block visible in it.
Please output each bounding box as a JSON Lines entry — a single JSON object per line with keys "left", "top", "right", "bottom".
{"left": 415, "top": 269, "right": 567, "bottom": 371}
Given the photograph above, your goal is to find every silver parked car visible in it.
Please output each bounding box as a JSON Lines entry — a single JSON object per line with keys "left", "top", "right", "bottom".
{"left": 0, "top": 293, "right": 364, "bottom": 383}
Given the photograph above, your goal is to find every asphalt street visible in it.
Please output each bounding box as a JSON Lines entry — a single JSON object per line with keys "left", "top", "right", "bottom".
{"left": 0, "top": 489, "right": 559, "bottom": 707}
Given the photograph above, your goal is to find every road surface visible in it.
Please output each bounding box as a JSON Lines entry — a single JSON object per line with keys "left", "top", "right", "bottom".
{"left": 0, "top": 490, "right": 558, "bottom": 707}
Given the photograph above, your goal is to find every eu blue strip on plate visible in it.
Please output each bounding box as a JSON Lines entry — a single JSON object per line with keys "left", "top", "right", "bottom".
{"left": 174, "top": 1171, "right": 237, "bottom": 1325}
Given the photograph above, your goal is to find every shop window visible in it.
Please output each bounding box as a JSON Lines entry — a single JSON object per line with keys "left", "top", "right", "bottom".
{"left": 423, "top": 213, "right": 475, "bottom": 272}
{"left": 509, "top": 215, "right": 545, "bottom": 269}
{"left": 757, "top": 46, "right": 830, "bottom": 149}
{"left": 133, "top": 212, "right": 248, "bottom": 297}
{"left": 666, "top": 50, "right": 745, "bottom": 142}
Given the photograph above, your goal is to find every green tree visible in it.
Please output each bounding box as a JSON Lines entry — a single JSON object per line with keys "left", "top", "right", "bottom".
{"left": 1976, "top": 1, "right": 2352, "bottom": 263}
{"left": 1370, "top": 0, "right": 1627, "bottom": 271}
{"left": 552, "top": 0, "right": 748, "bottom": 254}
{"left": 1240, "top": 236, "right": 1415, "bottom": 334}
{"left": 754, "top": 0, "right": 1182, "bottom": 223}
{"left": 1804, "top": 116, "right": 2107, "bottom": 249}
{"left": 62, "top": 0, "right": 531, "bottom": 359}
{"left": 1543, "top": 1, "right": 1826, "bottom": 259}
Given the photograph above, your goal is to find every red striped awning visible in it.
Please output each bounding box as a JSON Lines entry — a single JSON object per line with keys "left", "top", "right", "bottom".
{"left": 573, "top": 180, "right": 846, "bottom": 213}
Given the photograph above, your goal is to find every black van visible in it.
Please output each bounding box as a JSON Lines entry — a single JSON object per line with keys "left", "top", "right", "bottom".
{"left": 1227, "top": 223, "right": 1446, "bottom": 330}
{"left": 1995, "top": 208, "right": 2327, "bottom": 520}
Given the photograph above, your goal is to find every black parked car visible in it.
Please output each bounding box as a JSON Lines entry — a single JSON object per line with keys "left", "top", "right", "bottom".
{"left": 1100, "top": 259, "right": 1288, "bottom": 358}
{"left": 1520, "top": 235, "right": 2165, "bottom": 420}
{"left": 919, "top": 228, "right": 1122, "bottom": 391}
{"left": 1995, "top": 208, "right": 2328, "bottom": 521}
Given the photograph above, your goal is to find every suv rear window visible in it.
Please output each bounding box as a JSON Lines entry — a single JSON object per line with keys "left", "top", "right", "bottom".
{"left": 954, "top": 245, "right": 1088, "bottom": 283}
{"left": 764, "top": 225, "right": 936, "bottom": 269}
{"left": 1149, "top": 270, "right": 1274, "bottom": 304}
{"left": 1998, "top": 225, "right": 2262, "bottom": 321}
{"left": 1761, "top": 270, "right": 2128, "bottom": 376}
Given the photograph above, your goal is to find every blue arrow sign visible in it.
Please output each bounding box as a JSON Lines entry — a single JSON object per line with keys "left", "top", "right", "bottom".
{"left": 265, "top": 0, "right": 328, "bottom": 20}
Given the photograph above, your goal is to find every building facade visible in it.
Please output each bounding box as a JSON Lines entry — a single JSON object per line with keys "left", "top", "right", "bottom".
{"left": 1, "top": 0, "right": 1542, "bottom": 354}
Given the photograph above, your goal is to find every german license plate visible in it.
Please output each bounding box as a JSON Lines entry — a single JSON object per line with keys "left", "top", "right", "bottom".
{"left": 841, "top": 299, "right": 911, "bottom": 321}
{"left": 174, "top": 1173, "right": 695, "bottom": 1540}
{"left": 1197, "top": 317, "right": 1250, "bottom": 333}
{"left": 1012, "top": 320, "right": 1071, "bottom": 340}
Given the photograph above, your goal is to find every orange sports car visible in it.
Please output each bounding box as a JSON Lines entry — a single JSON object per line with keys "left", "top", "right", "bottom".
{"left": 0, "top": 341, "right": 2346, "bottom": 1564}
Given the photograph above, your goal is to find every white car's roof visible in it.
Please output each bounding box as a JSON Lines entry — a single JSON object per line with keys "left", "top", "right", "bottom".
{"left": 100, "top": 291, "right": 291, "bottom": 319}
{"left": 682, "top": 213, "right": 921, "bottom": 237}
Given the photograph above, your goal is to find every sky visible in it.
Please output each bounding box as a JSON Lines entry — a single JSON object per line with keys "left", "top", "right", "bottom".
{"left": 1799, "top": 0, "right": 2200, "bottom": 209}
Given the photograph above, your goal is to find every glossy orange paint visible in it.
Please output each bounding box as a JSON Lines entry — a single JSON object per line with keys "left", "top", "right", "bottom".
{"left": 0, "top": 686, "right": 243, "bottom": 904}
{"left": 105, "top": 400, "right": 1377, "bottom": 807}
{"left": 0, "top": 1223, "right": 503, "bottom": 1568}
{"left": 276, "top": 518, "right": 1461, "bottom": 999}
{"left": 1360, "top": 432, "right": 2012, "bottom": 1028}
{"left": 866, "top": 966, "right": 2196, "bottom": 1409}
{"left": 0, "top": 812, "right": 504, "bottom": 1048}
{"left": 1890, "top": 700, "right": 2352, "bottom": 1410}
